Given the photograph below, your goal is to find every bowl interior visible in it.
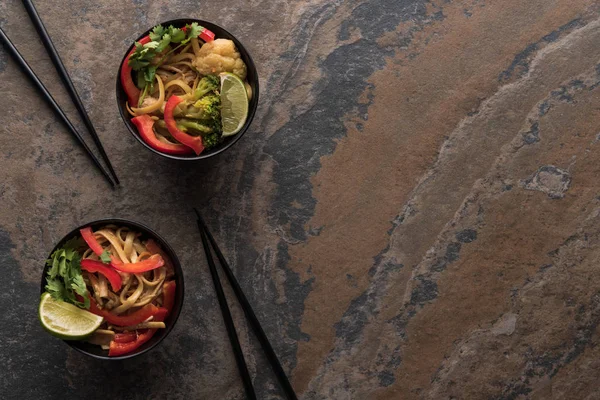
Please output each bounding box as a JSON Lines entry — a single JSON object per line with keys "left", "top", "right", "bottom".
{"left": 40, "top": 219, "right": 184, "bottom": 360}
{"left": 116, "top": 18, "right": 260, "bottom": 160}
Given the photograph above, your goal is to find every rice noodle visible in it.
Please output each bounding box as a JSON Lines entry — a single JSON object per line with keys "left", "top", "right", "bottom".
{"left": 165, "top": 79, "right": 193, "bottom": 94}
{"left": 131, "top": 74, "right": 165, "bottom": 115}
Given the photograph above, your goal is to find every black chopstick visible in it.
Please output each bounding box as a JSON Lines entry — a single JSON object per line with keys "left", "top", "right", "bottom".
{"left": 0, "top": 27, "right": 116, "bottom": 187}
{"left": 194, "top": 209, "right": 298, "bottom": 400}
{"left": 22, "top": 0, "right": 119, "bottom": 185}
{"left": 199, "top": 225, "right": 257, "bottom": 400}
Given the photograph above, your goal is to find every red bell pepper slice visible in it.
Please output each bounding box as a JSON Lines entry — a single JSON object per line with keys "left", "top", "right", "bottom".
{"left": 114, "top": 331, "right": 137, "bottom": 343}
{"left": 131, "top": 115, "right": 193, "bottom": 155}
{"left": 162, "top": 281, "right": 176, "bottom": 316}
{"left": 80, "top": 259, "right": 122, "bottom": 291}
{"left": 107, "top": 306, "right": 168, "bottom": 356}
{"left": 89, "top": 300, "right": 160, "bottom": 327}
{"left": 111, "top": 254, "right": 165, "bottom": 273}
{"left": 108, "top": 328, "right": 155, "bottom": 356}
{"left": 120, "top": 35, "right": 151, "bottom": 106}
{"left": 80, "top": 227, "right": 104, "bottom": 256}
{"left": 145, "top": 239, "right": 175, "bottom": 276}
{"left": 154, "top": 307, "right": 169, "bottom": 322}
{"left": 199, "top": 28, "right": 215, "bottom": 42}
{"left": 164, "top": 96, "right": 205, "bottom": 155}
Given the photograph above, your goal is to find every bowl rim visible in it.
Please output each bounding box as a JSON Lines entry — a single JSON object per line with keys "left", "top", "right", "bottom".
{"left": 115, "top": 18, "right": 260, "bottom": 161}
{"left": 39, "top": 218, "right": 185, "bottom": 361}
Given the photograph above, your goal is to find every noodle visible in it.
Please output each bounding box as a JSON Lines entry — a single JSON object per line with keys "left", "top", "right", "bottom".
{"left": 169, "top": 52, "right": 195, "bottom": 63}
{"left": 131, "top": 74, "right": 165, "bottom": 115}
{"left": 158, "top": 65, "right": 184, "bottom": 74}
{"left": 165, "top": 79, "right": 193, "bottom": 94}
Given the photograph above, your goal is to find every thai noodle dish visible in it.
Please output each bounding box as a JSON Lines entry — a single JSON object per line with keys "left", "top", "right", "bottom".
{"left": 39, "top": 225, "right": 177, "bottom": 357}
{"left": 120, "top": 22, "right": 251, "bottom": 155}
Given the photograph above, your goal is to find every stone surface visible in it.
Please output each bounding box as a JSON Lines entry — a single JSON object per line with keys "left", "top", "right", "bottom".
{"left": 1, "top": 0, "right": 600, "bottom": 399}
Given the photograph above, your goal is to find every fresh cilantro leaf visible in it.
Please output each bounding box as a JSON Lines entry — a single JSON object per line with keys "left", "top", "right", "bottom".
{"left": 129, "top": 58, "right": 150, "bottom": 70}
{"left": 144, "top": 65, "right": 158, "bottom": 83}
{"left": 100, "top": 250, "right": 112, "bottom": 264}
{"left": 129, "top": 40, "right": 158, "bottom": 70}
{"left": 45, "top": 278, "right": 65, "bottom": 301}
{"left": 156, "top": 33, "right": 172, "bottom": 52}
{"left": 168, "top": 26, "right": 186, "bottom": 43}
{"left": 143, "top": 41, "right": 159, "bottom": 50}
{"left": 183, "top": 22, "right": 203, "bottom": 44}
{"left": 137, "top": 70, "right": 146, "bottom": 89}
{"left": 43, "top": 242, "right": 90, "bottom": 309}
{"left": 70, "top": 272, "right": 90, "bottom": 309}
{"left": 149, "top": 24, "right": 166, "bottom": 41}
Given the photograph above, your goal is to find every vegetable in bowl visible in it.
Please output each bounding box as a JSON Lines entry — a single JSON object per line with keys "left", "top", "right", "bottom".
{"left": 120, "top": 21, "right": 253, "bottom": 156}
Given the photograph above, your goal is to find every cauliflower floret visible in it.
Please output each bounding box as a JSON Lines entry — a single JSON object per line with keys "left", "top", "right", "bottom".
{"left": 193, "top": 39, "right": 247, "bottom": 80}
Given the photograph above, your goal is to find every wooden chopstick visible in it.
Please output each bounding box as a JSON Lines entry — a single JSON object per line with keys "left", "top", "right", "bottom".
{"left": 0, "top": 27, "right": 116, "bottom": 187}
{"left": 22, "top": 0, "right": 119, "bottom": 185}
{"left": 194, "top": 208, "right": 298, "bottom": 400}
{"left": 198, "top": 225, "right": 257, "bottom": 400}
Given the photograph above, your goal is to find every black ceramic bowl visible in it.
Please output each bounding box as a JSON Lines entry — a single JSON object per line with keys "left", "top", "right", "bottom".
{"left": 40, "top": 219, "right": 184, "bottom": 360}
{"left": 116, "top": 18, "right": 259, "bottom": 160}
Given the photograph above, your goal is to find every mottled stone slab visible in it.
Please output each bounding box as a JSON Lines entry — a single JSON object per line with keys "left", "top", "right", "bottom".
{"left": 1, "top": 0, "right": 600, "bottom": 399}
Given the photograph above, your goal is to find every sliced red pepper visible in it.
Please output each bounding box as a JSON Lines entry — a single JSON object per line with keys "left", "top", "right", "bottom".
{"left": 80, "top": 259, "right": 122, "bottom": 291}
{"left": 114, "top": 331, "right": 137, "bottom": 343}
{"left": 108, "top": 328, "right": 155, "bottom": 356}
{"left": 164, "top": 96, "right": 205, "bottom": 155}
{"left": 107, "top": 307, "right": 168, "bottom": 356}
{"left": 154, "top": 307, "right": 169, "bottom": 322}
{"left": 198, "top": 28, "right": 215, "bottom": 42}
{"left": 80, "top": 227, "right": 104, "bottom": 256}
{"left": 162, "top": 281, "right": 176, "bottom": 316}
{"left": 89, "top": 300, "right": 160, "bottom": 327}
{"left": 111, "top": 254, "right": 164, "bottom": 273}
{"left": 120, "top": 35, "right": 151, "bottom": 106}
{"left": 131, "top": 115, "right": 193, "bottom": 155}
{"left": 145, "top": 238, "right": 175, "bottom": 277}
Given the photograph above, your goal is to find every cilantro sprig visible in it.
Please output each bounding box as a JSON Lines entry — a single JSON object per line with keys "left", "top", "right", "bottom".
{"left": 128, "top": 23, "right": 204, "bottom": 106}
{"left": 100, "top": 250, "right": 112, "bottom": 264}
{"left": 45, "top": 237, "right": 90, "bottom": 309}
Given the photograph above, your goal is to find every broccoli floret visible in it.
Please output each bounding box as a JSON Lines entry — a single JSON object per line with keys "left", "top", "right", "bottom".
{"left": 185, "top": 94, "right": 221, "bottom": 122}
{"left": 192, "top": 74, "right": 220, "bottom": 100}
{"left": 201, "top": 131, "right": 222, "bottom": 149}
{"left": 176, "top": 117, "right": 223, "bottom": 150}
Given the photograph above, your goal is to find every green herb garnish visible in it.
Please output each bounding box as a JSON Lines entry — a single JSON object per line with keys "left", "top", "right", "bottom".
{"left": 129, "top": 23, "right": 204, "bottom": 106}
{"left": 100, "top": 250, "right": 112, "bottom": 264}
{"left": 45, "top": 237, "right": 90, "bottom": 309}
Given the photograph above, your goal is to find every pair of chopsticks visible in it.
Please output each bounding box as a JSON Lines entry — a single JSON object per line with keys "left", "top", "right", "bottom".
{"left": 0, "top": 0, "right": 118, "bottom": 187}
{"left": 194, "top": 209, "right": 298, "bottom": 400}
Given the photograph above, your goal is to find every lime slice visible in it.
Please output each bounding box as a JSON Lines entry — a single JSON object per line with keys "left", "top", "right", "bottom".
{"left": 39, "top": 293, "right": 103, "bottom": 340}
{"left": 220, "top": 72, "right": 249, "bottom": 137}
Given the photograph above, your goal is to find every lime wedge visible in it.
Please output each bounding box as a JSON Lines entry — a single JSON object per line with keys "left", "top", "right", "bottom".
{"left": 39, "top": 293, "right": 103, "bottom": 340}
{"left": 220, "top": 72, "right": 249, "bottom": 137}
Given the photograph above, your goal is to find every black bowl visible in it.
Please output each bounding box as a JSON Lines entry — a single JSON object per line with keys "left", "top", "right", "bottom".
{"left": 40, "top": 219, "right": 184, "bottom": 360}
{"left": 116, "top": 18, "right": 259, "bottom": 160}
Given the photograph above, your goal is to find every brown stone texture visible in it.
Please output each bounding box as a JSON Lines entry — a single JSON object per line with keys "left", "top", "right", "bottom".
{"left": 1, "top": 0, "right": 600, "bottom": 399}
